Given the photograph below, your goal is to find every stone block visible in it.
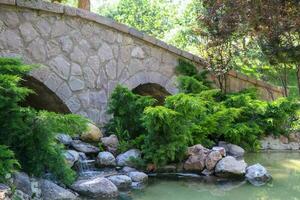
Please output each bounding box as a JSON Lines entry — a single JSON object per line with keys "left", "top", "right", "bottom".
{"left": 0, "top": 0, "right": 15, "bottom": 5}
{"left": 16, "top": 0, "right": 64, "bottom": 13}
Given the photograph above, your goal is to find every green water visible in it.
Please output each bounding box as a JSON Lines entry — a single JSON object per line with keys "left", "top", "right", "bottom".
{"left": 131, "top": 152, "right": 300, "bottom": 200}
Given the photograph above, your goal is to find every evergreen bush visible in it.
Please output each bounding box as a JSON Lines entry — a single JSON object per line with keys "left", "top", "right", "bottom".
{"left": 0, "top": 58, "right": 88, "bottom": 185}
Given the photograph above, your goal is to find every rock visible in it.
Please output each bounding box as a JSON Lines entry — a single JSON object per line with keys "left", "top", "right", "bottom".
{"left": 13, "top": 172, "right": 32, "bottom": 196}
{"left": 71, "top": 140, "right": 99, "bottom": 154}
{"left": 71, "top": 177, "right": 118, "bottom": 198}
{"left": 212, "top": 146, "right": 226, "bottom": 157}
{"left": 205, "top": 151, "right": 222, "bottom": 171}
{"left": 245, "top": 164, "right": 272, "bottom": 186}
{"left": 187, "top": 144, "right": 209, "bottom": 156}
{"left": 260, "top": 136, "right": 291, "bottom": 150}
{"left": 81, "top": 123, "right": 103, "bottom": 142}
{"left": 288, "top": 132, "right": 300, "bottom": 143}
{"left": 56, "top": 133, "right": 73, "bottom": 145}
{"left": 184, "top": 155, "right": 206, "bottom": 171}
{"left": 101, "top": 134, "right": 119, "bottom": 154}
{"left": 13, "top": 189, "right": 31, "bottom": 200}
{"left": 40, "top": 179, "right": 78, "bottom": 200}
{"left": 218, "top": 142, "right": 245, "bottom": 158}
{"left": 63, "top": 150, "right": 79, "bottom": 167}
{"left": 201, "top": 169, "right": 214, "bottom": 176}
{"left": 279, "top": 135, "right": 289, "bottom": 144}
{"left": 156, "top": 164, "right": 177, "bottom": 173}
{"left": 128, "top": 172, "right": 148, "bottom": 183}
{"left": 0, "top": 184, "right": 11, "bottom": 200}
{"left": 120, "top": 166, "right": 138, "bottom": 174}
{"left": 116, "top": 149, "right": 141, "bottom": 167}
{"left": 215, "top": 156, "right": 247, "bottom": 177}
{"left": 96, "top": 151, "right": 116, "bottom": 167}
{"left": 108, "top": 175, "right": 132, "bottom": 190}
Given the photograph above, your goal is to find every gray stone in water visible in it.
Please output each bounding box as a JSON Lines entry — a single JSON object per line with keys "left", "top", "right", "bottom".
{"left": 63, "top": 150, "right": 80, "bottom": 167}
{"left": 245, "top": 163, "right": 272, "bottom": 186}
{"left": 218, "top": 141, "right": 245, "bottom": 158}
{"left": 116, "top": 149, "right": 141, "bottom": 167}
{"left": 39, "top": 179, "right": 78, "bottom": 200}
{"left": 120, "top": 166, "right": 138, "bottom": 174}
{"left": 71, "top": 140, "right": 99, "bottom": 154}
{"left": 108, "top": 175, "right": 132, "bottom": 190}
{"left": 13, "top": 172, "right": 32, "bottom": 196}
{"left": 128, "top": 171, "right": 148, "bottom": 183}
{"left": 71, "top": 177, "right": 118, "bottom": 198}
{"left": 96, "top": 151, "right": 116, "bottom": 167}
{"left": 56, "top": 133, "right": 73, "bottom": 145}
{"left": 215, "top": 156, "right": 247, "bottom": 177}
{"left": 0, "top": 183, "right": 11, "bottom": 200}
{"left": 184, "top": 154, "right": 206, "bottom": 171}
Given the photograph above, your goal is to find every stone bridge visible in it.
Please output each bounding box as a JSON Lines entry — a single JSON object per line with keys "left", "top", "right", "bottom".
{"left": 0, "top": 0, "right": 285, "bottom": 125}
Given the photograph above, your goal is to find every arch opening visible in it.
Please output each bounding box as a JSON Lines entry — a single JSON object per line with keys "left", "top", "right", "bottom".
{"left": 21, "top": 76, "right": 71, "bottom": 114}
{"left": 132, "top": 83, "right": 171, "bottom": 105}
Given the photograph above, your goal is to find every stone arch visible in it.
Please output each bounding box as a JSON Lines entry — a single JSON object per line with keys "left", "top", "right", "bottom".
{"left": 21, "top": 75, "right": 71, "bottom": 113}
{"left": 132, "top": 83, "right": 171, "bottom": 105}
{"left": 121, "top": 71, "right": 178, "bottom": 95}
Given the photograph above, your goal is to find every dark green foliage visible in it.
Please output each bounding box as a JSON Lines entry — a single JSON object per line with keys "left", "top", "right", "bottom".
{"left": 142, "top": 106, "right": 192, "bottom": 166}
{"left": 0, "top": 58, "right": 88, "bottom": 185}
{"left": 263, "top": 98, "right": 300, "bottom": 135}
{"left": 106, "top": 85, "right": 156, "bottom": 151}
{"left": 107, "top": 58, "right": 299, "bottom": 166}
{"left": 176, "top": 58, "right": 212, "bottom": 92}
{"left": 177, "top": 76, "right": 208, "bottom": 94}
{"left": 0, "top": 145, "right": 19, "bottom": 183}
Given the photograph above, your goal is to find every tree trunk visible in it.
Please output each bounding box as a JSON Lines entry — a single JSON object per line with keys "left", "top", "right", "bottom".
{"left": 78, "top": 0, "right": 90, "bottom": 11}
{"left": 297, "top": 65, "right": 300, "bottom": 97}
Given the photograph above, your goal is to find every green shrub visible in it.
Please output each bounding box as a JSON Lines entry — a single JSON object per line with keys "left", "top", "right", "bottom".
{"left": 0, "top": 58, "right": 88, "bottom": 185}
{"left": 142, "top": 106, "right": 192, "bottom": 166}
{"left": 106, "top": 85, "right": 156, "bottom": 151}
{"left": 177, "top": 76, "right": 208, "bottom": 94}
{"left": 0, "top": 145, "right": 19, "bottom": 183}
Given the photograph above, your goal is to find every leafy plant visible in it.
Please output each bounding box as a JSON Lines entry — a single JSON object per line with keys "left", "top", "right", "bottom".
{"left": 142, "top": 106, "right": 191, "bottom": 166}
{"left": 0, "top": 57, "right": 88, "bottom": 185}
{"left": 106, "top": 85, "right": 156, "bottom": 151}
{"left": 0, "top": 145, "right": 19, "bottom": 183}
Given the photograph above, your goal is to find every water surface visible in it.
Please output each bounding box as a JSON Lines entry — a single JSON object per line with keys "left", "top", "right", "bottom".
{"left": 129, "top": 152, "right": 300, "bottom": 200}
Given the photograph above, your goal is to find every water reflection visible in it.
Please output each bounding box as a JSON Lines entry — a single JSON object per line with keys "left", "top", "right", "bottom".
{"left": 130, "top": 152, "right": 300, "bottom": 200}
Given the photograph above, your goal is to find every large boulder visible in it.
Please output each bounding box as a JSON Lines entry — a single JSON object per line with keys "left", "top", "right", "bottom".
{"left": 116, "top": 149, "right": 141, "bottom": 167}
{"left": 128, "top": 172, "right": 148, "bottom": 183}
{"left": 0, "top": 184, "right": 11, "bottom": 200}
{"left": 56, "top": 133, "right": 73, "bottom": 145}
{"left": 81, "top": 123, "right": 103, "bottom": 142}
{"left": 108, "top": 175, "right": 132, "bottom": 190}
{"left": 96, "top": 151, "right": 116, "bottom": 167}
{"left": 205, "top": 151, "right": 222, "bottom": 171}
{"left": 184, "top": 154, "right": 206, "bottom": 171}
{"left": 63, "top": 150, "right": 79, "bottom": 167}
{"left": 215, "top": 156, "right": 247, "bottom": 177}
{"left": 40, "top": 179, "right": 78, "bottom": 200}
{"left": 13, "top": 172, "right": 32, "bottom": 196}
{"left": 187, "top": 144, "right": 209, "bottom": 156}
{"left": 245, "top": 164, "right": 272, "bottom": 186}
{"left": 71, "top": 177, "right": 118, "bottom": 198}
{"left": 218, "top": 142, "right": 245, "bottom": 158}
{"left": 101, "top": 134, "right": 119, "bottom": 154}
{"left": 71, "top": 140, "right": 99, "bottom": 154}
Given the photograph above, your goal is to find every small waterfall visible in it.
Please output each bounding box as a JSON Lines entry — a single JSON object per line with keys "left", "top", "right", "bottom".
{"left": 77, "top": 154, "right": 96, "bottom": 176}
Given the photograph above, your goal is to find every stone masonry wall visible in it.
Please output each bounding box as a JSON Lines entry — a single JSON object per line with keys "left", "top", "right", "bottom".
{"left": 0, "top": 0, "right": 285, "bottom": 126}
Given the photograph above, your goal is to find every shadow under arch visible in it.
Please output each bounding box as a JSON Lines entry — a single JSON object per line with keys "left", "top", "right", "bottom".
{"left": 132, "top": 83, "right": 171, "bottom": 105}
{"left": 21, "top": 76, "right": 71, "bottom": 114}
